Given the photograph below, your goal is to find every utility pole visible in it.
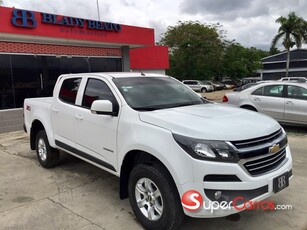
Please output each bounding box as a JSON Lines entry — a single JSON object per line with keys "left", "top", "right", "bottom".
{"left": 96, "top": 0, "right": 101, "bottom": 21}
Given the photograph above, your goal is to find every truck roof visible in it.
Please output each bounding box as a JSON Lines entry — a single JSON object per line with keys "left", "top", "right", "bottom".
{"left": 60, "top": 72, "right": 168, "bottom": 80}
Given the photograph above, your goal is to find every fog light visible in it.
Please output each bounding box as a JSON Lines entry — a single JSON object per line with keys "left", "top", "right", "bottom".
{"left": 214, "top": 191, "right": 222, "bottom": 200}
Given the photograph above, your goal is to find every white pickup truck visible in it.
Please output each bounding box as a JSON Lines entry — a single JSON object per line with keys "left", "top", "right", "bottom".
{"left": 24, "top": 72, "right": 292, "bottom": 230}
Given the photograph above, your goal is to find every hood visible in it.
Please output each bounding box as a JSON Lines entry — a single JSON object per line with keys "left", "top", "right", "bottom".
{"left": 139, "top": 104, "right": 281, "bottom": 141}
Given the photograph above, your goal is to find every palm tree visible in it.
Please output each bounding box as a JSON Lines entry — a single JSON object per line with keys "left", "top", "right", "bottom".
{"left": 271, "top": 12, "right": 306, "bottom": 78}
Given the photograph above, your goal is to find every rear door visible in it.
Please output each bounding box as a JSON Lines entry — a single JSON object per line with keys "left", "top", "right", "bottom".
{"left": 284, "top": 85, "right": 307, "bottom": 124}
{"left": 249, "top": 84, "right": 285, "bottom": 120}
{"left": 51, "top": 77, "right": 82, "bottom": 146}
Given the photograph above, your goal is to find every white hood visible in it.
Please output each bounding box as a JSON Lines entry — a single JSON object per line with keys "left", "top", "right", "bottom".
{"left": 139, "top": 104, "right": 281, "bottom": 141}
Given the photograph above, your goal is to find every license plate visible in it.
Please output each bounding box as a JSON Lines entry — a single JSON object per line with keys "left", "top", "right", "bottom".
{"left": 273, "top": 172, "right": 289, "bottom": 193}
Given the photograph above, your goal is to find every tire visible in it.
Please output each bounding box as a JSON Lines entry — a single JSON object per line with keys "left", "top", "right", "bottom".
{"left": 201, "top": 88, "right": 207, "bottom": 93}
{"left": 241, "top": 105, "right": 257, "bottom": 112}
{"left": 128, "top": 164, "right": 184, "bottom": 230}
{"left": 36, "top": 130, "right": 60, "bottom": 168}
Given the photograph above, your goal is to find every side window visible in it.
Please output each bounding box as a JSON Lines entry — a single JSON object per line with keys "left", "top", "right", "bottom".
{"left": 287, "top": 86, "right": 307, "bottom": 100}
{"left": 252, "top": 87, "right": 264, "bottom": 96}
{"left": 192, "top": 81, "right": 198, "bottom": 85}
{"left": 82, "top": 79, "right": 119, "bottom": 110}
{"left": 59, "top": 78, "right": 81, "bottom": 104}
{"left": 263, "top": 85, "right": 284, "bottom": 97}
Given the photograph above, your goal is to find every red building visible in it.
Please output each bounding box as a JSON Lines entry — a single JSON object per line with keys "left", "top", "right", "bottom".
{"left": 0, "top": 6, "right": 169, "bottom": 132}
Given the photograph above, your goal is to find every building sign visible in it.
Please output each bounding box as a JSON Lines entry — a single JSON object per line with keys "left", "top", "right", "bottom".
{"left": 0, "top": 6, "right": 154, "bottom": 46}
{"left": 11, "top": 9, "right": 122, "bottom": 32}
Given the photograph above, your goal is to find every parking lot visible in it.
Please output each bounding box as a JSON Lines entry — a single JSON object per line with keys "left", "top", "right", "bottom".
{"left": 0, "top": 124, "right": 306, "bottom": 230}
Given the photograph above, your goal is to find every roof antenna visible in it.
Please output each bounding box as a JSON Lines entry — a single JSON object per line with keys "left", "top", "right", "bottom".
{"left": 140, "top": 70, "right": 145, "bottom": 76}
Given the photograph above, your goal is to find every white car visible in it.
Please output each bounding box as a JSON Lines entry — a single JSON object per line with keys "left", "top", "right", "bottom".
{"left": 280, "top": 77, "right": 307, "bottom": 83}
{"left": 182, "top": 80, "right": 214, "bottom": 92}
{"left": 223, "top": 82, "right": 307, "bottom": 125}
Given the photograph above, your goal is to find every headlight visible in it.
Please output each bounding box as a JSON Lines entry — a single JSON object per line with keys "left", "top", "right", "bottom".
{"left": 173, "top": 133, "right": 239, "bottom": 163}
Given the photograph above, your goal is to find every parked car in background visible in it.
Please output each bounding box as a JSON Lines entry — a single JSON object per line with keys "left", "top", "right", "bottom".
{"left": 234, "top": 82, "right": 259, "bottom": 91}
{"left": 241, "top": 77, "right": 261, "bottom": 85}
{"left": 207, "top": 80, "right": 224, "bottom": 90}
{"left": 222, "top": 80, "right": 237, "bottom": 89}
{"left": 223, "top": 81, "right": 307, "bottom": 126}
{"left": 233, "top": 81, "right": 274, "bottom": 92}
{"left": 182, "top": 80, "right": 214, "bottom": 92}
{"left": 280, "top": 77, "right": 307, "bottom": 83}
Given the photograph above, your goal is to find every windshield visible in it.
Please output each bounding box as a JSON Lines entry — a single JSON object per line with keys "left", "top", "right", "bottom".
{"left": 113, "top": 77, "right": 204, "bottom": 111}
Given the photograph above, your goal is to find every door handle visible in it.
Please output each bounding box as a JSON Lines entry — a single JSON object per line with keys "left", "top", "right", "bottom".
{"left": 75, "top": 114, "right": 83, "bottom": 120}
{"left": 52, "top": 108, "right": 59, "bottom": 113}
{"left": 285, "top": 101, "right": 294, "bottom": 105}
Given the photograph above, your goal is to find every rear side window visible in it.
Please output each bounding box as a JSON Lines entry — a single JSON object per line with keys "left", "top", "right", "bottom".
{"left": 253, "top": 85, "right": 283, "bottom": 97}
{"left": 82, "top": 78, "right": 119, "bottom": 111}
{"left": 59, "top": 78, "right": 81, "bottom": 104}
{"left": 252, "top": 87, "right": 264, "bottom": 96}
{"left": 263, "top": 85, "right": 283, "bottom": 97}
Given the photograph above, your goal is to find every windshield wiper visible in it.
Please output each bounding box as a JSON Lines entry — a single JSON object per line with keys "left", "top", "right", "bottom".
{"left": 134, "top": 101, "right": 203, "bottom": 111}
{"left": 133, "top": 107, "right": 162, "bottom": 111}
{"left": 171, "top": 101, "right": 201, "bottom": 108}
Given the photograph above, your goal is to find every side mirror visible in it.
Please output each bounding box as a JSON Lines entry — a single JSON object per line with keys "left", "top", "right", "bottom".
{"left": 91, "top": 100, "right": 114, "bottom": 116}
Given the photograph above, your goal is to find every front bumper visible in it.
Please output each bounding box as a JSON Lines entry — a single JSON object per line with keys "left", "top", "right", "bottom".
{"left": 179, "top": 145, "right": 292, "bottom": 218}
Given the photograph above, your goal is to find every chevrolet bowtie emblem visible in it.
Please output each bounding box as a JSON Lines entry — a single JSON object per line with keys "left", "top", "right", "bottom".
{"left": 269, "top": 144, "right": 280, "bottom": 154}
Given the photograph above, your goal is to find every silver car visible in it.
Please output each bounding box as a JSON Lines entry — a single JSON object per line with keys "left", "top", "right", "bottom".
{"left": 182, "top": 80, "right": 214, "bottom": 92}
{"left": 223, "top": 82, "right": 307, "bottom": 126}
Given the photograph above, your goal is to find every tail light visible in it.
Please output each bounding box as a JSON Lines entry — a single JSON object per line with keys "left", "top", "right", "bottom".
{"left": 222, "top": 95, "right": 228, "bottom": 102}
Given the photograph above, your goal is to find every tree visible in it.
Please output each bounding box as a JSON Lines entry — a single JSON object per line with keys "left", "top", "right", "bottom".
{"left": 269, "top": 46, "right": 280, "bottom": 55}
{"left": 271, "top": 12, "right": 306, "bottom": 77}
{"left": 222, "top": 43, "right": 269, "bottom": 79}
{"left": 159, "top": 21, "right": 225, "bottom": 80}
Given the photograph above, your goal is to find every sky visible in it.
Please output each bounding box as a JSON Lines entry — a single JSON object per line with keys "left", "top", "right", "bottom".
{"left": 2, "top": 0, "right": 307, "bottom": 50}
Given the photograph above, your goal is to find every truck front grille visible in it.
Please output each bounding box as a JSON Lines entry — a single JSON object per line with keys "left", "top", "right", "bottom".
{"left": 231, "top": 129, "right": 283, "bottom": 150}
{"left": 229, "top": 128, "right": 288, "bottom": 176}
{"left": 243, "top": 148, "right": 287, "bottom": 176}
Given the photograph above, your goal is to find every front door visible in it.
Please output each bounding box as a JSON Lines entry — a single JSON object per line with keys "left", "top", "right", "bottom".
{"left": 284, "top": 85, "right": 307, "bottom": 124}
{"left": 74, "top": 77, "right": 120, "bottom": 171}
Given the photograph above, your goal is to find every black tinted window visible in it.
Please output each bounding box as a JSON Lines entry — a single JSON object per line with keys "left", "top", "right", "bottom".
{"left": 82, "top": 79, "right": 118, "bottom": 110}
{"left": 59, "top": 78, "right": 81, "bottom": 104}
{"left": 113, "top": 77, "right": 204, "bottom": 110}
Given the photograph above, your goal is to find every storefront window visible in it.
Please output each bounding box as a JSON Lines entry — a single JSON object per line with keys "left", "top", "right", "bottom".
{"left": 70, "top": 57, "right": 90, "bottom": 73}
{"left": 89, "top": 57, "right": 122, "bottom": 72}
{"left": 0, "top": 54, "right": 122, "bottom": 110}
{"left": 0, "top": 55, "right": 14, "bottom": 109}
{"left": 11, "top": 55, "right": 40, "bottom": 108}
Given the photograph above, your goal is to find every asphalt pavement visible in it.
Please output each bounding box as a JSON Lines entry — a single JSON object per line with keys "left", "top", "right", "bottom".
{"left": 0, "top": 127, "right": 306, "bottom": 230}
